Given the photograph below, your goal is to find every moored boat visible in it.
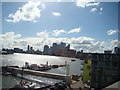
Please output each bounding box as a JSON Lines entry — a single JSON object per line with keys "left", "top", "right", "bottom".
{"left": 14, "top": 80, "right": 36, "bottom": 89}
{"left": 23, "top": 62, "right": 51, "bottom": 71}
{"left": 71, "top": 59, "right": 76, "bottom": 61}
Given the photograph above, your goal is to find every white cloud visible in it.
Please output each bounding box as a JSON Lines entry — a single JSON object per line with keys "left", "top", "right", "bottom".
{"left": 111, "top": 40, "right": 118, "bottom": 46}
{"left": 90, "top": 8, "right": 97, "bottom": 12}
{"left": 107, "top": 29, "right": 118, "bottom": 35}
{"left": 52, "top": 12, "right": 61, "bottom": 16}
{"left": 53, "top": 30, "right": 65, "bottom": 36}
{"left": 1, "top": 32, "right": 21, "bottom": 39}
{"left": 18, "top": 37, "right": 95, "bottom": 51}
{"left": 98, "top": 7, "right": 103, "bottom": 14}
{"left": 36, "top": 31, "right": 49, "bottom": 38}
{"left": 68, "top": 27, "right": 81, "bottom": 34}
{"left": 76, "top": 0, "right": 100, "bottom": 8}
{"left": 1, "top": 32, "right": 21, "bottom": 49}
{"left": 1, "top": 32, "right": 118, "bottom": 53}
{"left": 69, "top": 37, "right": 94, "bottom": 44}
{"left": 6, "top": 1, "right": 45, "bottom": 23}
{"left": 57, "top": 0, "right": 61, "bottom": 2}
{"left": 100, "top": 7, "right": 103, "bottom": 11}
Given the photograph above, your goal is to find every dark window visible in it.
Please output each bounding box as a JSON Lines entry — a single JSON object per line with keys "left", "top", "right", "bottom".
{"left": 112, "top": 62, "right": 118, "bottom": 67}
{"left": 105, "top": 55, "right": 111, "bottom": 59}
{"left": 104, "top": 76, "right": 107, "bottom": 81}
{"left": 93, "top": 61, "right": 97, "bottom": 65}
{"left": 89, "top": 72, "right": 91, "bottom": 76}
{"left": 106, "top": 62, "right": 110, "bottom": 66}
{"left": 85, "top": 60, "right": 88, "bottom": 64}
{"left": 119, "top": 62, "right": 120, "bottom": 67}
{"left": 87, "top": 66, "right": 90, "bottom": 70}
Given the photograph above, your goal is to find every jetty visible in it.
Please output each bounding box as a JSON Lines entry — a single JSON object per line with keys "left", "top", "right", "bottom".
{"left": 1, "top": 66, "right": 87, "bottom": 90}
{"left": 2, "top": 66, "right": 71, "bottom": 84}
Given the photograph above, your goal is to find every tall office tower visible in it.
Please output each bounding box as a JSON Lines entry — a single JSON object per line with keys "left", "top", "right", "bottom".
{"left": 60, "top": 42, "right": 66, "bottom": 49}
{"left": 27, "top": 45, "right": 30, "bottom": 51}
{"left": 30, "top": 47, "right": 33, "bottom": 51}
{"left": 114, "top": 47, "right": 120, "bottom": 54}
{"left": 66, "top": 44, "right": 70, "bottom": 50}
{"left": 43, "top": 45, "right": 49, "bottom": 55}
{"left": 53, "top": 43, "right": 57, "bottom": 48}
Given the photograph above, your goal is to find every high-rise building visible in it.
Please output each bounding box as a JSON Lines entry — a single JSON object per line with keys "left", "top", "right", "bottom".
{"left": 104, "top": 50, "right": 112, "bottom": 54}
{"left": 59, "top": 42, "right": 66, "bottom": 49}
{"left": 14, "top": 48, "right": 23, "bottom": 53}
{"left": 27, "top": 45, "right": 30, "bottom": 51}
{"left": 49, "top": 46, "right": 53, "bottom": 55}
{"left": 30, "top": 47, "right": 33, "bottom": 51}
{"left": 43, "top": 45, "right": 49, "bottom": 55}
{"left": 43, "top": 42, "right": 76, "bottom": 58}
{"left": 114, "top": 47, "right": 120, "bottom": 54}
{"left": 52, "top": 43, "right": 58, "bottom": 54}
{"left": 27, "top": 45, "right": 34, "bottom": 54}
{"left": 65, "top": 44, "right": 70, "bottom": 50}
{"left": 53, "top": 43, "right": 57, "bottom": 48}
{"left": 83, "top": 53, "right": 120, "bottom": 89}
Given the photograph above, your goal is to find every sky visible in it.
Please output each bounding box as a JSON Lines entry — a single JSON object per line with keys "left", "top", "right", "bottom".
{"left": 0, "top": 1, "right": 119, "bottom": 53}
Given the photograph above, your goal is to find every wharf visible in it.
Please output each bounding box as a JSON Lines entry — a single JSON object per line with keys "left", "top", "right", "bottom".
{"left": 2, "top": 66, "right": 71, "bottom": 83}
{"left": 2, "top": 66, "right": 89, "bottom": 90}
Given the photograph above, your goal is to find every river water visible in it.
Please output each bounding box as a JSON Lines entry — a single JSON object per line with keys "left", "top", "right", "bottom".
{"left": 0, "top": 53, "right": 83, "bottom": 88}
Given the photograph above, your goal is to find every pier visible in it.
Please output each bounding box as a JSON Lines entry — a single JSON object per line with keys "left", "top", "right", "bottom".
{"left": 2, "top": 66, "right": 71, "bottom": 84}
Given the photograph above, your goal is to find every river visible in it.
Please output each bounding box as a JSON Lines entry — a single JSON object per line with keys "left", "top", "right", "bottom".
{"left": 0, "top": 53, "right": 83, "bottom": 88}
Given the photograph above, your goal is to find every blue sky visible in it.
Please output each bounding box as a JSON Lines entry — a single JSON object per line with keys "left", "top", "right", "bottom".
{"left": 1, "top": 1, "right": 119, "bottom": 52}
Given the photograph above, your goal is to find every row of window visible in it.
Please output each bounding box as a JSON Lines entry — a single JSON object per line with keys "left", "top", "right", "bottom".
{"left": 92, "top": 61, "right": 120, "bottom": 67}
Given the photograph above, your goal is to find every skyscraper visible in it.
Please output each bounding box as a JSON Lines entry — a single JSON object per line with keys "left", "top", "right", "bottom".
{"left": 27, "top": 45, "right": 30, "bottom": 51}
{"left": 43, "top": 45, "right": 49, "bottom": 55}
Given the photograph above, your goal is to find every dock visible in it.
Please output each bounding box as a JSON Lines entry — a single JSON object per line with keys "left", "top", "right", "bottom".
{"left": 2, "top": 66, "right": 71, "bottom": 84}
{"left": 2, "top": 66, "right": 88, "bottom": 90}
{"left": 15, "top": 75, "right": 50, "bottom": 85}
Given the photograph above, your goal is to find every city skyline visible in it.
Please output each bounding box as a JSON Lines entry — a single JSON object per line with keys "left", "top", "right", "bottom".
{"left": 0, "top": 1, "right": 119, "bottom": 53}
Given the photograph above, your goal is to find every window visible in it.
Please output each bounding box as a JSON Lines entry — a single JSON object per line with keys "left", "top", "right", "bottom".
{"left": 106, "top": 62, "right": 110, "bottom": 66}
{"left": 85, "top": 60, "right": 88, "bottom": 64}
{"left": 93, "top": 61, "right": 97, "bottom": 65}
{"left": 112, "top": 62, "right": 118, "bottom": 67}
{"left": 87, "top": 66, "right": 90, "bottom": 70}
{"left": 119, "top": 62, "right": 120, "bottom": 67}
{"left": 89, "top": 72, "right": 91, "bottom": 76}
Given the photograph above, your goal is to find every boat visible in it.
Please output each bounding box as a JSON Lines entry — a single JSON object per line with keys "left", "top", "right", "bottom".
{"left": 37, "top": 66, "right": 51, "bottom": 71}
{"left": 59, "top": 64, "right": 66, "bottom": 67}
{"left": 13, "top": 80, "right": 36, "bottom": 89}
{"left": 71, "top": 59, "right": 76, "bottom": 61}
{"left": 51, "top": 65, "right": 59, "bottom": 68}
{"left": 50, "top": 82, "right": 67, "bottom": 90}
{"left": 23, "top": 62, "right": 51, "bottom": 71}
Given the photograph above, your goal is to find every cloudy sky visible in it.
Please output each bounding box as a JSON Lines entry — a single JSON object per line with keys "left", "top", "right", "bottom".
{"left": 1, "top": 1, "right": 119, "bottom": 53}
